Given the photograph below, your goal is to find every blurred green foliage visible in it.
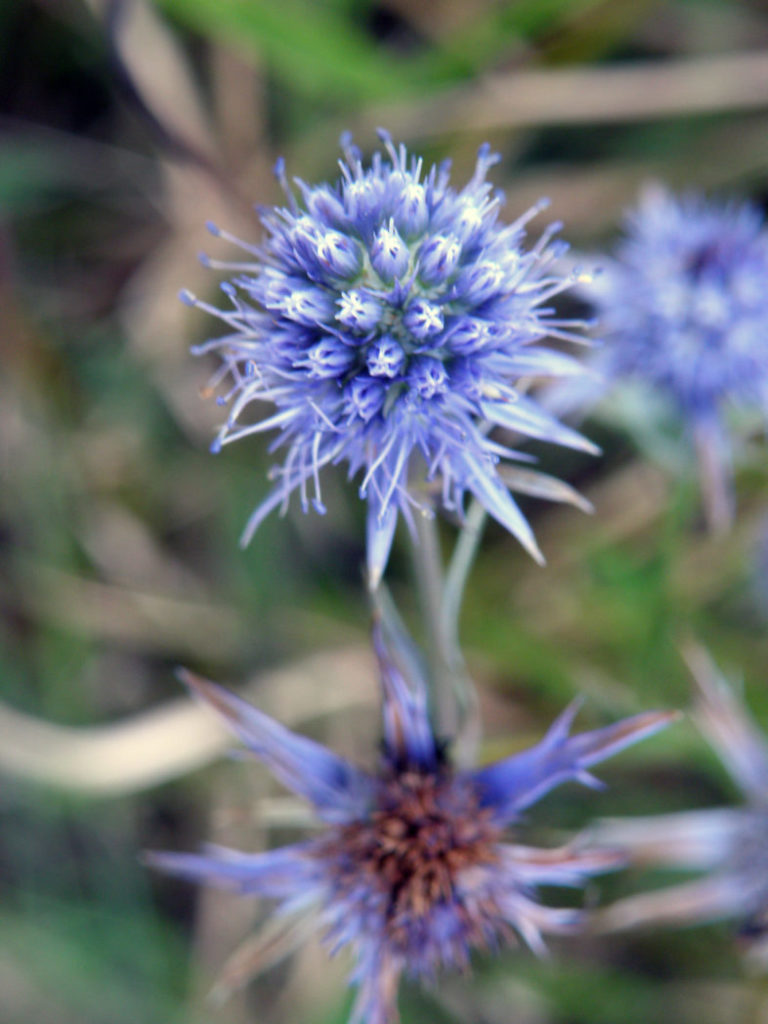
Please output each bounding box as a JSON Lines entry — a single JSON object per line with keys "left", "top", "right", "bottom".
{"left": 2, "top": 0, "right": 768, "bottom": 1021}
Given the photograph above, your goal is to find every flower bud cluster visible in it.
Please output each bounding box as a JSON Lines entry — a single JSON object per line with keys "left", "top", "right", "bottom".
{"left": 188, "top": 131, "right": 595, "bottom": 580}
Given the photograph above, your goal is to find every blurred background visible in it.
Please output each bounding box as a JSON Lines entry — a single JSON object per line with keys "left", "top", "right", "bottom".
{"left": 2, "top": 0, "right": 768, "bottom": 1021}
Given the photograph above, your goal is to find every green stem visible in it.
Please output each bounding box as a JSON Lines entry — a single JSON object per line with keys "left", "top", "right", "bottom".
{"left": 442, "top": 499, "right": 487, "bottom": 655}
{"left": 410, "top": 512, "right": 454, "bottom": 736}
{"left": 693, "top": 418, "right": 733, "bottom": 535}
{"left": 408, "top": 509, "right": 482, "bottom": 766}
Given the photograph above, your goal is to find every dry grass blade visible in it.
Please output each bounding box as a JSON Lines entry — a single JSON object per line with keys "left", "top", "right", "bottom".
{"left": 352, "top": 50, "right": 768, "bottom": 142}
{"left": 5, "top": 560, "right": 245, "bottom": 659}
{"left": 85, "top": 0, "right": 218, "bottom": 162}
{"left": 0, "top": 647, "right": 374, "bottom": 796}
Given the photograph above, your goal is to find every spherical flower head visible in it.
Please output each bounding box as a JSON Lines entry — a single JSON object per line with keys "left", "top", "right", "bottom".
{"left": 186, "top": 131, "right": 596, "bottom": 584}
{"left": 146, "top": 626, "right": 674, "bottom": 1024}
{"left": 589, "top": 184, "right": 768, "bottom": 422}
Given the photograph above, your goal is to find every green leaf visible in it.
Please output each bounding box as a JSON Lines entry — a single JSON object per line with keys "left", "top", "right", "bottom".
{"left": 154, "top": 0, "right": 426, "bottom": 102}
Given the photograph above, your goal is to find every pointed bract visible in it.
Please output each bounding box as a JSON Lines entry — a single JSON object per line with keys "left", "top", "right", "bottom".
{"left": 481, "top": 393, "right": 600, "bottom": 456}
{"left": 471, "top": 702, "right": 678, "bottom": 824}
{"left": 178, "top": 669, "right": 373, "bottom": 822}
{"left": 367, "top": 501, "right": 398, "bottom": 592}
{"left": 144, "top": 842, "right": 317, "bottom": 896}
{"left": 685, "top": 643, "right": 768, "bottom": 802}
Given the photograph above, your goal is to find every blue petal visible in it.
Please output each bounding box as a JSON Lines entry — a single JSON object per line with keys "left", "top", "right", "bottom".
{"left": 178, "top": 669, "right": 373, "bottom": 822}
{"left": 469, "top": 701, "right": 678, "bottom": 824}
{"left": 481, "top": 393, "right": 600, "bottom": 455}
{"left": 366, "top": 501, "right": 398, "bottom": 591}
{"left": 143, "top": 841, "right": 318, "bottom": 896}
{"left": 506, "top": 347, "right": 589, "bottom": 378}
{"left": 459, "top": 450, "right": 545, "bottom": 565}
{"left": 348, "top": 949, "right": 401, "bottom": 1024}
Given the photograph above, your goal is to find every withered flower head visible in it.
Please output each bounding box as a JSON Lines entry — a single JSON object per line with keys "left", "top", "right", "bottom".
{"left": 147, "top": 628, "right": 673, "bottom": 1024}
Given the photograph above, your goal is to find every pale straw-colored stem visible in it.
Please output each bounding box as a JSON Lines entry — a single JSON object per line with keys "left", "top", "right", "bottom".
{"left": 369, "top": 50, "right": 768, "bottom": 138}
{"left": 693, "top": 418, "right": 734, "bottom": 535}
{"left": 0, "top": 647, "right": 373, "bottom": 797}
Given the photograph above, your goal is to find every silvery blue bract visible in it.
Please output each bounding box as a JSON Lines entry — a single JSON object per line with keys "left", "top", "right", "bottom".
{"left": 185, "top": 131, "right": 595, "bottom": 584}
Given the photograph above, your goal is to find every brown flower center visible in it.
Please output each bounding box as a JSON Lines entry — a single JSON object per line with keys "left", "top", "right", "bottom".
{"left": 316, "top": 769, "right": 503, "bottom": 949}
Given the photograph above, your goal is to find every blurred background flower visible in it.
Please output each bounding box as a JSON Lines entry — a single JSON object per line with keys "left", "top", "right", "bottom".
{"left": 187, "top": 132, "right": 595, "bottom": 583}
{"left": 2, "top": 1, "right": 768, "bottom": 1022}
{"left": 581, "top": 185, "right": 768, "bottom": 531}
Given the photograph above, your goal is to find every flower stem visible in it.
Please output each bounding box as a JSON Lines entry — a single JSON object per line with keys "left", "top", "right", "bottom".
{"left": 409, "top": 509, "right": 481, "bottom": 766}
{"left": 693, "top": 418, "right": 733, "bottom": 534}
{"left": 410, "top": 511, "right": 452, "bottom": 731}
{"left": 442, "top": 499, "right": 487, "bottom": 654}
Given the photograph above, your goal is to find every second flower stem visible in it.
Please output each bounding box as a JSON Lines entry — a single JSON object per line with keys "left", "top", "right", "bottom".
{"left": 410, "top": 508, "right": 482, "bottom": 765}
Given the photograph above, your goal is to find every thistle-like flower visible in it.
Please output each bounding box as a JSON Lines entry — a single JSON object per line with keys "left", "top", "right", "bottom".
{"left": 585, "top": 185, "right": 768, "bottom": 529}
{"left": 595, "top": 645, "right": 768, "bottom": 944}
{"left": 185, "top": 131, "right": 595, "bottom": 583}
{"left": 146, "top": 626, "right": 673, "bottom": 1024}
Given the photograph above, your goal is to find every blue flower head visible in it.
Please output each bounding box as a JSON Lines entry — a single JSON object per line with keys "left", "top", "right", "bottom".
{"left": 589, "top": 184, "right": 768, "bottom": 424}
{"left": 146, "top": 628, "right": 674, "bottom": 1024}
{"left": 597, "top": 646, "right": 768, "bottom": 942}
{"left": 185, "top": 131, "right": 596, "bottom": 583}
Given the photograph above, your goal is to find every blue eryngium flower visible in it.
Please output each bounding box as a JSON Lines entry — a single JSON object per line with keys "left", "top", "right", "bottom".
{"left": 184, "top": 131, "right": 595, "bottom": 583}
{"left": 584, "top": 185, "right": 768, "bottom": 527}
{"left": 596, "top": 646, "right": 768, "bottom": 942}
{"left": 146, "top": 631, "right": 673, "bottom": 1024}
{"left": 591, "top": 186, "right": 768, "bottom": 416}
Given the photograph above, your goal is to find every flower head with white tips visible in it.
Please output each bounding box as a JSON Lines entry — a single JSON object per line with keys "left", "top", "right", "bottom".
{"left": 146, "top": 621, "right": 674, "bottom": 1024}
{"left": 184, "top": 131, "right": 596, "bottom": 584}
